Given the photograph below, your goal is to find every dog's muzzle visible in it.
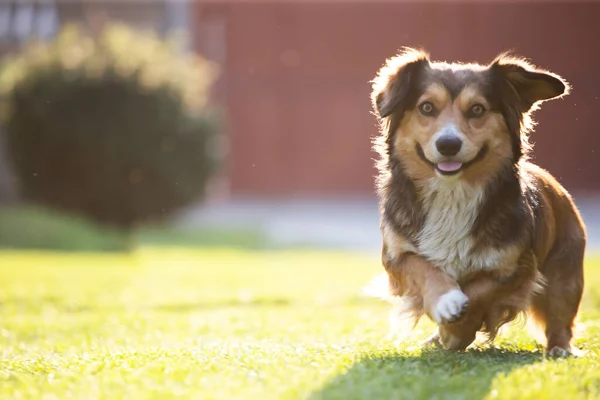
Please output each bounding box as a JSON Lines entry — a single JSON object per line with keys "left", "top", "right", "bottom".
{"left": 416, "top": 143, "right": 489, "bottom": 176}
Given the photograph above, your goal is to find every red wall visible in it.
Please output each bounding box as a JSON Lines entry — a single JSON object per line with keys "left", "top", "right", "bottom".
{"left": 195, "top": 1, "right": 600, "bottom": 198}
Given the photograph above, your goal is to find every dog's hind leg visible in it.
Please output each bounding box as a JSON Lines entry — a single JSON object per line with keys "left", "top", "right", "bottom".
{"left": 530, "top": 234, "right": 585, "bottom": 357}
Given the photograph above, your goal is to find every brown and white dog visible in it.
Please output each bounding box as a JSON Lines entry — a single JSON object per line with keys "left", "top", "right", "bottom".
{"left": 368, "top": 48, "right": 586, "bottom": 356}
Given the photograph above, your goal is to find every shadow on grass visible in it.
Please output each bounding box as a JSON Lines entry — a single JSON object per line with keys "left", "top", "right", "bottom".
{"left": 309, "top": 347, "right": 543, "bottom": 400}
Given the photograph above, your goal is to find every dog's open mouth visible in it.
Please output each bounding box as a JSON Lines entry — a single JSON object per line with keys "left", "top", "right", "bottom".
{"left": 416, "top": 144, "right": 488, "bottom": 176}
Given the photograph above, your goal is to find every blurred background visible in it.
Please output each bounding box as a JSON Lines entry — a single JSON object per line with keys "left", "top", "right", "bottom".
{"left": 0, "top": 0, "right": 599, "bottom": 253}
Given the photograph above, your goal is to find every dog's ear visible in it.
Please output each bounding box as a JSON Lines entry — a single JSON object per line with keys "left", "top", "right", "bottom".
{"left": 371, "top": 48, "right": 430, "bottom": 118}
{"left": 490, "top": 53, "right": 570, "bottom": 112}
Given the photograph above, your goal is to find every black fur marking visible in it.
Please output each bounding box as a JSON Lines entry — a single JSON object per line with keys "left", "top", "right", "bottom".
{"left": 382, "top": 162, "right": 425, "bottom": 243}
{"left": 471, "top": 163, "right": 534, "bottom": 250}
{"left": 434, "top": 68, "right": 486, "bottom": 100}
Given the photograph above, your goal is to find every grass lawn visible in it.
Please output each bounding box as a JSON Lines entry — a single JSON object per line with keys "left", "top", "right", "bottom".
{"left": 1, "top": 248, "right": 600, "bottom": 399}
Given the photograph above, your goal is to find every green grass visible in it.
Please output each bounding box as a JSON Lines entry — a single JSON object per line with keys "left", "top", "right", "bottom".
{"left": 0, "top": 205, "right": 128, "bottom": 252}
{"left": 0, "top": 205, "right": 265, "bottom": 251}
{"left": 1, "top": 249, "right": 600, "bottom": 399}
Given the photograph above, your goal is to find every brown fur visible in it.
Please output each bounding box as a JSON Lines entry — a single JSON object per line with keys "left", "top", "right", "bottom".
{"left": 369, "top": 48, "right": 586, "bottom": 355}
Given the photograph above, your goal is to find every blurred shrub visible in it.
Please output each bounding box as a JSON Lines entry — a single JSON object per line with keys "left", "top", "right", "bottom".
{"left": 0, "top": 24, "right": 223, "bottom": 232}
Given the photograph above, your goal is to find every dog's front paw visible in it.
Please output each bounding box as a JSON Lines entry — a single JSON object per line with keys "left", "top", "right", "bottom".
{"left": 420, "top": 331, "right": 441, "bottom": 348}
{"left": 547, "top": 346, "right": 573, "bottom": 358}
{"left": 433, "top": 289, "right": 469, "bottom": 324}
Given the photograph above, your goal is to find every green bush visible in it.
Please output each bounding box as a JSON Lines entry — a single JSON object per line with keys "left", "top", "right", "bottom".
{"left": 0, "top": 24, "right": 223, "bottom": 231}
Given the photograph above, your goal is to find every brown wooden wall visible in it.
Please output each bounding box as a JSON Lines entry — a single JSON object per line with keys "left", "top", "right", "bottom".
{"left": 194, "top": 1, "right": 600, "bottom": 198}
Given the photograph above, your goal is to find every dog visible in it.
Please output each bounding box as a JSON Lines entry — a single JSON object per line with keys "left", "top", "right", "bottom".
{"left": 367, "top": 48, "right": 586, "bottom": 356}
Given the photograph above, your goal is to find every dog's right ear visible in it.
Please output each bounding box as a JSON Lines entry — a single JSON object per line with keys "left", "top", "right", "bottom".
{"left": 371, "top": 48, "right": 430, "bottom": 118}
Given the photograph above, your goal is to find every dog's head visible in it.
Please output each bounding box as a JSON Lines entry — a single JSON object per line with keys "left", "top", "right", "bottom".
{"left": 371, "top": 48, "right": 569, "bottom": 183}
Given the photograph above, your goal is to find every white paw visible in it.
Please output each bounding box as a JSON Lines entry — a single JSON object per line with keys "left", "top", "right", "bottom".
{"left": 433, "top": 289, "right": 469, "bottom": 324}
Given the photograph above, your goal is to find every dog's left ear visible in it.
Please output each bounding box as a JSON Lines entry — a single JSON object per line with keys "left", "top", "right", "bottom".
{"left": 490, "top": 53, "right": 570, "bottom": 112}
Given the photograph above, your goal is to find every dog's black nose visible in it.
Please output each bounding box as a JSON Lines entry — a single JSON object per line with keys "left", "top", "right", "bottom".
{"left": 436, "top": 135, "right": 462, "bottom": 156}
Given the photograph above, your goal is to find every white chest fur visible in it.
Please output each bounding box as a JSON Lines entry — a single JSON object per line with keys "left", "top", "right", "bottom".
{"left": 417, "top": 179, "right": 498, "bottom": 280}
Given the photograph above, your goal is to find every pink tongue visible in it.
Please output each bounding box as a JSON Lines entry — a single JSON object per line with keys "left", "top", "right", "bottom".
{"left": 437, "top": 162, "right": 463, "bottom": 172}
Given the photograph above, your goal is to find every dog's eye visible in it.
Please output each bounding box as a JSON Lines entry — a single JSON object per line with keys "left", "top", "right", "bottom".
{"left": 469, "top": 104, "right": 486, "bottom": 117}
{"left": 418, "top": 102, "right": 435, "bottom": 116}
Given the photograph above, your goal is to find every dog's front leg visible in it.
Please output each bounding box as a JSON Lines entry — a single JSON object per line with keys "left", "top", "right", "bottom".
{"left": 383, "top": 252, "right": 469, "bottom": 326}
{"left": 438, "top": 251, "right": 540, "bottom": 351}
